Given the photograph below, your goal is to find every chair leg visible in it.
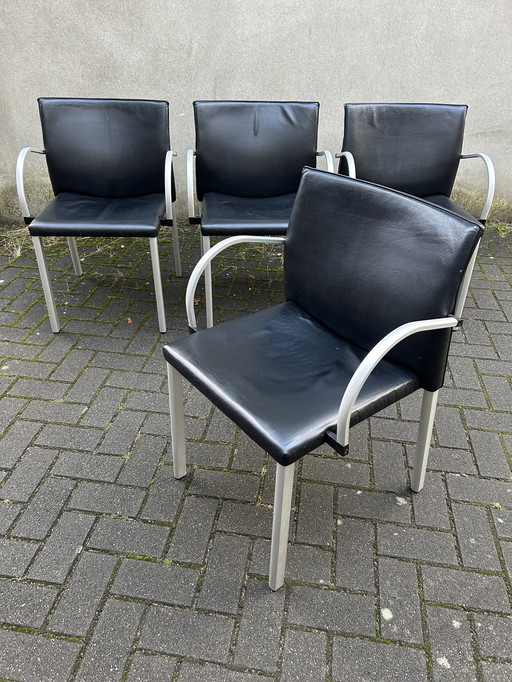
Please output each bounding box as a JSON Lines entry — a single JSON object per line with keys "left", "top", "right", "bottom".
{"left": 66, "top": 237, "right": 82, "bottom": 276}
{"left": 171, "top": 222, "right": 182, "bottom": 277}
{"left": 167, "top": 364, "right": 187, "bottom": 479}
{"left": 269, "top": 461, "right": 295, "bottom": 591}
{"left": 149, "top": 238, "right": 166, "bottom": 333}
{"left": 201, "top": 235, "right": 214, "bottom": 328}
{"left": 31, "top": 236, "right": 60, "bottom": 333}
{"left": 410, "top": 389, "right": 439, "bottom": 493}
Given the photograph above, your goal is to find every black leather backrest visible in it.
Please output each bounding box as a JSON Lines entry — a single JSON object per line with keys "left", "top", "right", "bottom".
{"left": 285, "top": 169, "right": 483, "bottom": 390}
{"left": 194, "top": 101, "right": 319, "bottom": 199}
{"left": 38, "top": 98, "right": 171, "bottom": 198}
{"left": 340, "top": 103, "right": 467, "bottom": 198}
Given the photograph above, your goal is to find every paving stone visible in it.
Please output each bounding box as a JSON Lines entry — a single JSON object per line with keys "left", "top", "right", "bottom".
{"left": 117, "top": 434, "right": 166, "bottom": 487}
{"left": 372, "top": 440, "right": 408, "bottom": 493}
{"left": 52, "top": 451, "right": 123, "bottom": 482}
{"left": 12, "top": 477, "right": 75, "bottom": 540}
{"left": 0, "top": 580, "right": 57, "bottom": 627}
{"left": 197, "top": 534, "right": 249, "bottom": 613}
{"left": 465, "top": 408, "right": 512, "bottom": 434}
{"left": 88, "top": 517, "right": 169, "bottom": 557}
{"left": 68, "top": 481, "right": 145, "bottom": 516}
{"left": 411, "top": 472, "right": 452, "bottom": 529}
{"left": 296, "top": 481, "right": 334, "bottom": 547}
{"left": 452, "top": 503, "right": 501, "bottom": 570}
{"left": 482, "top": 374, "right": 512, "bottom": 411}
{"left": 0, "top": 502, "right": 20, "bottom": 533}
{"left": 106, "top": 369, "right": 163, "bottom": 392}
{"left": 492, "top": 507, "right": 512, "bottom": 539}
{"left": 481, "top": 662, "right": 512, "bottom": 682}
{"left": 28, "top": 511, "right": 94, "bottom": 582}
{"left": 140, "top": 464, "right": 184, "bottom": 523}
{"left": 9, "top": 377, "right": 69, "bottom": 400}
{"left": 139, "top": 605, "right": 234, "bottom": 662}
{"left": 233, "top": 578, "right": 286, "bottom": 671}
{"left": 232, "top": 430, "right": 266, "bottom": 472}
{"left": 251, "top": 539, "right": 332, "bottom": 585}
{"left": 423, "top": 445, "right": 478, "bottom": 475}
{"left": 0, "top": 358, "right": 55, "bottom": 379}
{"left": 96, "top": 410, "right": 146, "bottom": 455}
{"left": 288, "top": 585, "right": 376, "bottom": 636}
{"left": 446, "top": 475, "right": 512, "bottom": 507}
{"left": 422, "top": 565, "right": 510, "bottom": 613}
{"left": 0, "top": 420, "right": 41, "bottom": 468}
{"left": 48, "top": 551, "right": 117, "bottom": 636}
{"left": 331, "top": 636, "right": 428, "bottom": 681}
{"left": 75, "top": 598, "right": 145, "bottom": 682}
{"left": 36, "top": 334, "right": 75, "bottom": 363}
{"left": 368, "top": 416, "right": 420, "bottom": 443}
{"left": 475, "top": 612, "right": 512, "bottom": 659}
{"left": 217, "top": 500, "right": 273, "bottom": 539}
{"left": 205, "top": 409, "right": 238, "bottom": 442}
{"left": 167, "top": 496, "right": 218, "bottom": 563}
{"left": 91, "top": 351, "right": 146, "bottom": 372}
{"left": 80, "top": 386, "right": 126, "bottom": 427}
{"left": 336, "top": 517, "right": 375, "bottom": 592}
{"left": 165, "top": 440, "right": 232, "bottom": 468}
{"left": 280, "top": 628, "right": 328, "bottom": 682}
{"left": 36, "top": 423, "right": 103, "bottom": 452}
{"left": 469, "top": 430, "right": 511, "bottom": 479}
{"left": 338, "top": 488, "right": 412, "bottom": 523}
{"left": 448, "top": 357, "right": 481, "bottom": 390}
{"left": 177, "top": 663, "right": 264, "bottom": 682}
{"left": 188, "top": 468, "right": 260, "bottom": 502}
{"left": 111, "top": 557, "right": 198, "bottom": 605}
{"left": 125, "top": 652, "right": 177, "bottom": 682}
{"left": 64, "top": 367, "right": 110, "bottom": 403}
{"left": 0, "top": 629, "right": 81, "bottom": 682}
{"left": 50, "top": 348, "right": 93, "bottom": 381}
{"left": 0, "top": 446, "right": 55, "bottom": 501}
{"left": 21, "top": 398, "right": 86, "bottom": 424}
{"left": 379, "top": 557, "right": 423, "bottom": 644}
{"left": 377, "top": 524, "right": 458, "bottom": 564}
{"left": 0, "top": 537, "right": 39, "bottom": 577}
{"left": 426, "top": 606, "right": 478, "bottom": 681}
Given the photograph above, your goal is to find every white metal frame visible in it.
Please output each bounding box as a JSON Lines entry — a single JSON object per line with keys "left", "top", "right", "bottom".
{"left": 334, "top": 150, "right": 357, "bottom": 178}
{"left": 16, "top": 146, "right": 173, "bottom": 333}
{"left": 459, "top": 153, "right": 495, "bottom": 221}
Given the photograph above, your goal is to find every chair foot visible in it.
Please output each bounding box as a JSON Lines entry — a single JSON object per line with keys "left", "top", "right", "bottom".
{"left": 167, "top": 364, "right": 187, "bottom": 479}
{"left": 410, "top": 389, "right": 439, "bottom": 492}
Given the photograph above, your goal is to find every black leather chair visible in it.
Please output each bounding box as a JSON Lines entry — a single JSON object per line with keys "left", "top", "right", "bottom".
{"left": 16, "top": 98, "right": 181, "bottom": 333}
{"left": 187, "top": 100, "right": 334, "bottom": 327}
{"left": 337, "top": 103, "right": 495, "bottom": 224}
{"left": 164, "top": 168, "right": 483, "bottom": 590}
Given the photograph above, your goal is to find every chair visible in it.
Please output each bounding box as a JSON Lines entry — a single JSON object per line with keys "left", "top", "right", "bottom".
{"left": 163, "top": 168, "right": 483, "bottom": 590}
{"left": 16, "top": 97, "right": 181, "bottom": 334}
{"left": 187, "top": 100, "right": 334, "bottom": 327}
{"left": 337, "top": 103, "right": 495, "bottom": 223}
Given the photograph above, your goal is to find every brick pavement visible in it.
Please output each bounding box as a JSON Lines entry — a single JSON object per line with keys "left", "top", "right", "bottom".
{"left": 0, "top": 225, "right": 510, "bottom": 681}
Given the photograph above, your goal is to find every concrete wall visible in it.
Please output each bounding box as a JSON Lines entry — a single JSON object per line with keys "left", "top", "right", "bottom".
{"left": 1, "top": 0, "right": 511, "bottom": 222}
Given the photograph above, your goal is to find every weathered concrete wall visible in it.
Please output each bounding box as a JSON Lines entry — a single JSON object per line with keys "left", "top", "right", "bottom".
{"left": 1, "top": 0, "right": 511, "bottom": 222}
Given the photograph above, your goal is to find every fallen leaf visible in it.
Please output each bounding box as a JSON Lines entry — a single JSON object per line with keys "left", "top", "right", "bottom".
{"left": 127, "top": 317, "right": 133, "bottom": 324}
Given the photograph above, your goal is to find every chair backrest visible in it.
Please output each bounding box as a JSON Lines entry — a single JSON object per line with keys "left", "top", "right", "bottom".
{"left": 38, "top": 98, "right": 171, "bottom": 198}
{"left": 339, "top": 103, "right": 467, "bottom": 197}
{"left": 285, "top": 168, "right": 483, "bottom": 391}
{"left": 194, "top": 100, "right": 319, "bottom": 200}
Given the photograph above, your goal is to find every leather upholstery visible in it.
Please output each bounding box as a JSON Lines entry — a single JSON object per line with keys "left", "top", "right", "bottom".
{"left": 194, "top": 101, "right": 319, "bottom": 200}
{"left": 38, "top": 98, "right": 173, "bottom": 199}
{"left": 339, "top": 103, "right": 467, "bottom": 198}
{"left": 424, "top": 194, "right": 477, "bottom": 222}
{"left": 200, "top": 192, "right": 296, "bottom": 235}
{"left": 28, "top": 193, "right": 165, "bottom": 237}
{"left": 164, "top": 169, "right": 483, "bottom": 465}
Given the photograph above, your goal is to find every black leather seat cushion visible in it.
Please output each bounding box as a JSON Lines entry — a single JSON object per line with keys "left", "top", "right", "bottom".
{"left": 163, "top": 302, "right": 419, "bottom": 466}
{"left": 28, "top": 192, "right": 165, "bottom": 237}
{"left": 424, "top": 195, "right": 477, "bottom": 222}
{"left": 200, "top": 192, "right": 296, "bottom": 235}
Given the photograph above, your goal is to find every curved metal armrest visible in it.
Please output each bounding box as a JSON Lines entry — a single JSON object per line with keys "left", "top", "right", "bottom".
{"left": 164, "top": 149, "right": 176, "bottom": 221}
{"left": 316, "top": 150, "right": 334, "bottom": 173}
{"left": 16, "top": 147, "right": 45, "bottom": 218}
{"left": 186, "top": 235, "right": 285, "bottom": 331}
{"left": 334, "top": 151, "right": 356, "bottom": 178}
{"left": 460, "top": 153, "right": 495, "bottom": 221}
{"left": 187, "top": 149, "right": 197, "bottom": 221}
{"left": 334, "top": 316, "right": 459, "bottom": 448}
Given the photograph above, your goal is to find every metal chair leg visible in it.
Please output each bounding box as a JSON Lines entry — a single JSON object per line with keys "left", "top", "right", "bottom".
{"left": 167, "top": 364, "right": 187, "bottom": 479}
{"left": 171, "top": 222, "right": 182, "bottom": 277}
{"left": 66, "top": 237, "right": 82, "bottom": 276}
{"left": 149, "top": 238, "right": 166, "bottom": 333}
{"left": 201, "top": 235, "right": 214, "bottom": 328}
{"left": 32, "top": 236, "right": 60, "bottom": 333}
{"left": 410, "top": 389, "right": 439, "bottom": 492}
{"left": 269, "top": 461, "right": 295, "bottom": 591}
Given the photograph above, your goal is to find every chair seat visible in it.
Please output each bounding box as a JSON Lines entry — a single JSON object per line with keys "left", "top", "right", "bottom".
{"left": 200, "top": 192, "right": 296, "bottom": 235}
{"left": 422, "top": 195, "right": 477, "bottom": 223}
{"left": 163, "top": 302, "right": 420, "bottom": 465}
{"left": 28, "top": 192, "right": 166, "bottom": 237}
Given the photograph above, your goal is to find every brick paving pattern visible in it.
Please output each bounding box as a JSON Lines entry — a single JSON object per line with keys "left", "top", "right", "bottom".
{"left": 0, "top": 226, "right": 510, "bottom": 681}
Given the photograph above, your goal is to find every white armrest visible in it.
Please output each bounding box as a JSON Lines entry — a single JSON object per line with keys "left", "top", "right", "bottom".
{"left": 16, "top": 147, "right": 45, "bottom": 218}
{"left": 334, "top": 151, "right": 356, "bottom": 178}
{"left": 186, "top": 235, "right": 285, "bottom": 331}
{"left": 187, "top": 149, "right": 197, "bottom": 221}
{"left": 164, "top": 149, "right": 176, "bottom": 222}
{"left": 334, "top": 316, "right": 459, "bottom": 448}
{"left": 460, "top": 153, "right": 495, "bottom": 221}
{"left": 316, "top": 150, "right": 334, "bottom": 173}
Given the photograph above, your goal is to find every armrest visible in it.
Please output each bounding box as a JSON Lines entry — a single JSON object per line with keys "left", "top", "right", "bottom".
{"left": 316, "top": 150, "right": 334, "bottom": 173}
{"left": 331, "top": 316, "right": 459, "bottom": 453}
{"left": 186, "top": 235, "right": 286, "bottom": 331}
{"left": 187, "top": 149, "right": 197, "bottom": 222}
{"left": 164, "top": 149, "right": 176, "bottom": 223}
{"left": 334, "top": 151, "right": 356, "bottom": 178}
{"left": 16, "top": 147, "right": 45, "bottom": 219}
{"left": 460, "top": 153, "right": 495, "bottom": 222}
